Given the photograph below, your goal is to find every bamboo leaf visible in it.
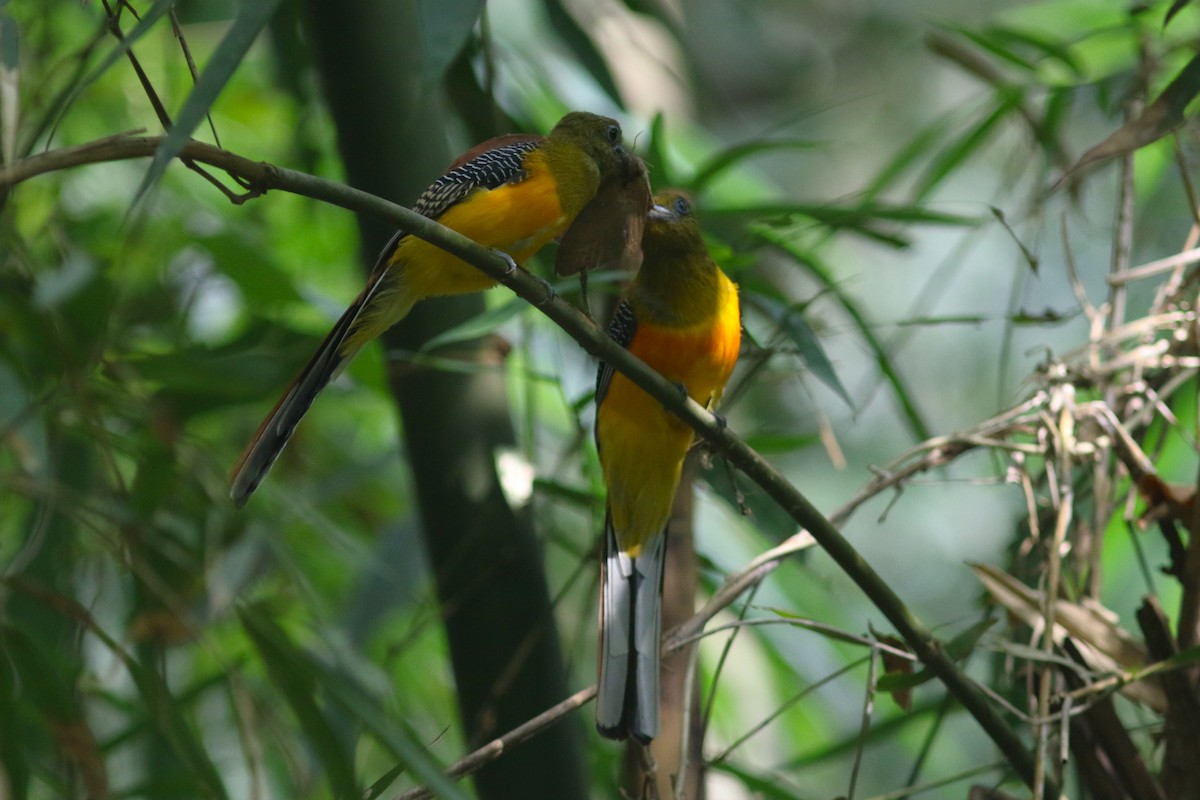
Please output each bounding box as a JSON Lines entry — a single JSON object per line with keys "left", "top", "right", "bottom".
{"left": 417, "top": 296, "right": 526, "bottom": 352}
{"left": 128, "top": 655, "right": 230, "bottom": 799}
{"left": 1165, "top": 0, "right": 1193, "bottom": 26}
{"left": 239, "top": 606, "right": 359, "bottom": 800}
{"left": 646, "top": 111, "right": 675, "bottom": 188}
{"left": 240, "top": 605, "right": 468, "bottom": 800}
{"left": 943, "top": 24, "right": 1039, "bottom": 73}
{"left": 1, "top": 626, "right": 106, "bottom": 799}
{"left": 418, "top": 0, "right": 484, "bottom": 86}
{"left": 540, "top": 0, "right": 623, "bottom": 104}
{"left": 914, "top": 92, "right": 1017, "bottom": 200}
{"left": 712, "top": 201, "right": 979, "bottom": 248}
{"left": 0, "top": 632, "right": 29, "bottom": 800}
{"left": 741, "top": 290, "right": 852, "bottom": 410}
{"left": 863, "top": 115, "right": 953, "bottom": 201}
{"left": 750, "top": 226, "right": 932, "bottom": 441}
{"left": 1061, "top": 52, "right": 1200, "bottom": 184}
{"left": 690, "top": 138, "right": 819, "bottom": 192}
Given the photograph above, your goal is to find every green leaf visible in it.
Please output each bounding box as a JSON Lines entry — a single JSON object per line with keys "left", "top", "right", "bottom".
{"left": 1, "top": 625, "right": 78, "bottom": 721}
{"left": 240, "top": 605, "right": 469, "bottom": 800}
{"left": 700, "top": 449, "right": 800, "bottom": 541}
{"left": 988, "top": 26, "right": 1083, "bottom": 77}
{"left": 944, "top": 615, "right": 996, "bottom": 660}
{"left": 741, "top": 432, "right": 820, "bottom": 454}
{"left": 135, "top": 0, "right": 285, "bottom": 202}
{"left": 319, "top": 668, "right": 470, "bottom": 800}
{"left": 645, "top": 112, "right": 675, "bottom": 188}
{"left": 1165, "top": 0, "right": 1193, "bottom": 26}
{"left": 1, "top": 626, "right": 105, "bottom": 799}
{"left": 118, "top": 648, "right": 230, "bottom": 800}
{"left": 944, "top": 24, "right": 1038, "bottom": 73}
{"left": 127, "top": 322, "right": 314, "bottom": 416}
{"left": 863, "top": 114, "right": 954, "bottom": 201}
{"left": 914, "top": 91, "right": 1018, "bottom": 200}
{"left": 711, "top": 201, "right": 979, "bottom": 249}
{"left": 418, "top": 0, "right": 484, "bottom": 87}
{"left": 540, "top": 0, "right": 623, "bottom": 104}
{"left": 876, "top": 617, "right": 994, "bottom": 693}
{"left": 751, "top": 226, "right": 932, "bottom": 441}
{"left": 1061, "top": 52, "right": 1200, "bottom": 183}
{"left": 239, "top": 606, "right": 360, "bottom": 800}
{"left": 741, "top": 291, "right": 851, "bottom": 410}
{"left": 782, "top": 699, "right": 947, "bottom": 768}
{"left": 690, "top": 138, "right": 819, "bottom": 192}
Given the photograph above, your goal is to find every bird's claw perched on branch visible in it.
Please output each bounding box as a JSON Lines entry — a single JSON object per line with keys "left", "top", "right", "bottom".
{"left": 495, "top": 250, "right": 520, "bottom": 284}
{"left": 533, "top": 274, "right": 557, "bottom": 307}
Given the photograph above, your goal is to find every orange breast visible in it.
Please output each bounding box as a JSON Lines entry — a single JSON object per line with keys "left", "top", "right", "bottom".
{"left": 597, "top": 274, "right": 741, "bottom": 555}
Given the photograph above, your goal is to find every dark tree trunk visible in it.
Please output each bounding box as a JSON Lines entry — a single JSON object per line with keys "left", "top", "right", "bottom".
{"left": 301, "top": 2, "right": 588, "bottom": 797}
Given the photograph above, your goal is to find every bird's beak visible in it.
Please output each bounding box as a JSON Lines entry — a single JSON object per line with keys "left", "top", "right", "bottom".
{"left": 648, "top": 203, "right": 673, "bottom": 221}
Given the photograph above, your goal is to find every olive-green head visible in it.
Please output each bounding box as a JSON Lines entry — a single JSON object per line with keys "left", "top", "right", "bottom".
{"left": 548, "top": 111, "right": 625, "bottom": 167}
{"left": 642, "top": 191, "right": 705, "bottom": 263}
{"left": 544, "top": 112, "right": 629, "bottom": 215}
{"left": 630, "top": 191, "right": 722, "bottom": 326}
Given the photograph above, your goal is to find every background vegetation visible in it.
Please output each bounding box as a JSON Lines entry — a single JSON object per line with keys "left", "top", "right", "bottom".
{"left": 4, "top": 0, "right": 1200, "bottom": 798}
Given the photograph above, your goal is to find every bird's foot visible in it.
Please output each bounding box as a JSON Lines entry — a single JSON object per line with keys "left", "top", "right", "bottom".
{"left": 533, "top": 274, "right": 558, "bottom": 307}
{"left": 495, "top": 250, "right": 520, "bottom": 284}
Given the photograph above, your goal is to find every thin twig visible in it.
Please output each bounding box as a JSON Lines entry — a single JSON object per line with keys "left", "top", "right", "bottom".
{"left": 1108, "top": 245, "right": 1200, "bottom": 286}
{"left": 709, "top": 659, "right": 867, "bottom": 765}
{"left": 392, "top": 686, "right": 597, "bottom": 800}
{"left": 847, "top": 645, "right": 879, "bottom": 800}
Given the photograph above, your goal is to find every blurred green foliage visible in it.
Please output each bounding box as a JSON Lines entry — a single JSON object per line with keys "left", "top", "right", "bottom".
{"left": 4, "top": 0, "right": 1200, "bottom": 798}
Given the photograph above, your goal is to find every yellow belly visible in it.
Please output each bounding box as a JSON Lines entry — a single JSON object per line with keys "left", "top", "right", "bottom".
{"left": 398, "top": 170, "right": 566, "bottom": 297}
{"left": 598, "top": 280, "right": 741, "bottom": 555}
{"left": 344, "top": 168, "right": 567, "bottom": 351}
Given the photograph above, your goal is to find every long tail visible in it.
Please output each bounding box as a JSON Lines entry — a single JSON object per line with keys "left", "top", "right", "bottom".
{"left": 596, "top": 513, "right": 667, "bottom": 742}
{"left": 229, "top": 274, "right": 399, "bottom": 507}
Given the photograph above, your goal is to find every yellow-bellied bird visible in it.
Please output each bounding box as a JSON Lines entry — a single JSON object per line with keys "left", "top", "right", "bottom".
{"left": 231, "top": 112, "right": 632, "bottom": 506}
{"left": 594, "top": 191, "right": 741, "bottom": 741}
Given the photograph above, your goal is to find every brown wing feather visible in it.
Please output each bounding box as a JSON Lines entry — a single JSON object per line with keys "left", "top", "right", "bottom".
{"left": 555, "top": 154, "right": 651, "bottom": 276}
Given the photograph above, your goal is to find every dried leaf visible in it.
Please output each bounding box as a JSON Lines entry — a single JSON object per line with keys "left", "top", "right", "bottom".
{"left": 970, "top": 563, "right": 1165, "bottom": 711}
{"left": 1136, "top": 473, "right": 1195, "bottom": 531}
{"left": 1060, "top": 52, "right": 1200, "bottom": 183}
{"left": 876, "top": 635, "right": 914, "bottom": 710}
{"left": 555, "top": 153, "right": 651, "bottom": 276}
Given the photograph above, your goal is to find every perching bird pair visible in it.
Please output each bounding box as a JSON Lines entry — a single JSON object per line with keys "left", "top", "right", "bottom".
{"left": 229, "top": 111, "right": 741, "bottom": 744}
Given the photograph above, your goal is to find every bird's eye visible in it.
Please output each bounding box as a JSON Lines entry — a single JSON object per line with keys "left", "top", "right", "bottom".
{"left": 673, "top": 196, "right": 691, "bottom": 216}
{"left": 606, "top": 124, "right": 621, "bottom": 144}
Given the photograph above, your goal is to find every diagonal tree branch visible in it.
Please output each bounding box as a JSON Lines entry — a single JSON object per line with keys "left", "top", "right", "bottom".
{"left": 0, "top": 134, "right": 1054, "bottom": 798}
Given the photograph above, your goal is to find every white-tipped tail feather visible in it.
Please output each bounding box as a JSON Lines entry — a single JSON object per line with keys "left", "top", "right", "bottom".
{"left": 596, "top": 517, "right": 667, "bottom": 742}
